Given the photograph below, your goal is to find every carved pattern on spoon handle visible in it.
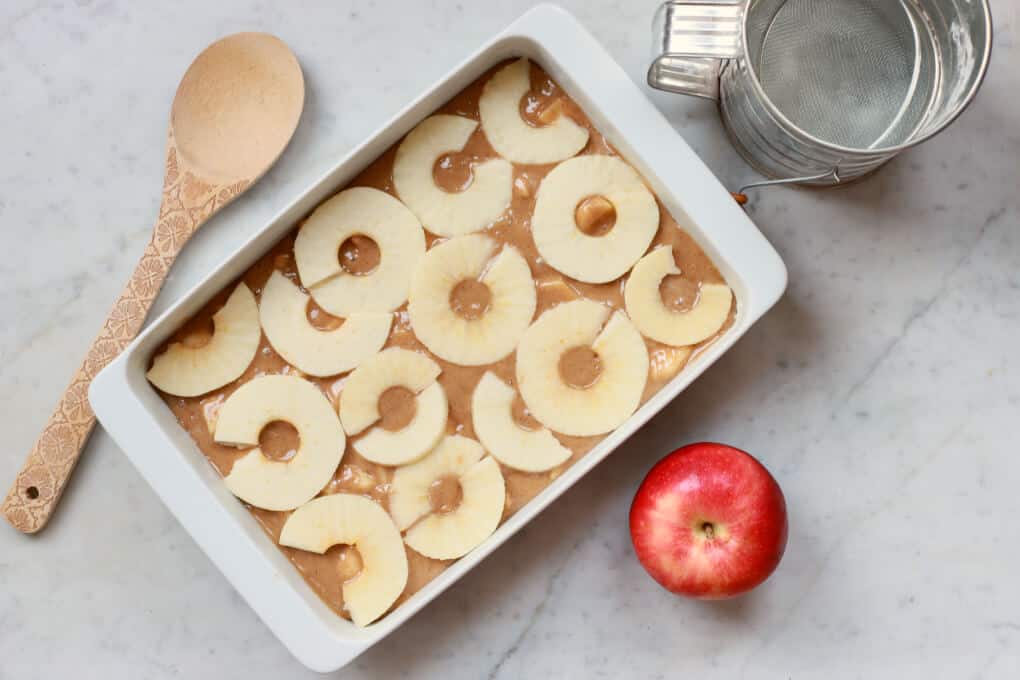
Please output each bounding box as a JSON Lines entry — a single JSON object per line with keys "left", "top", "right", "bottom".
{"left": 2, "top": 134, "right": 251, "bottom": 533}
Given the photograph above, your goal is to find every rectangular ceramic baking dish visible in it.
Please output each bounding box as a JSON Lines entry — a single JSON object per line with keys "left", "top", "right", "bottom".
{"left": 89, "top": 4, "right": 787, "bottom": 672}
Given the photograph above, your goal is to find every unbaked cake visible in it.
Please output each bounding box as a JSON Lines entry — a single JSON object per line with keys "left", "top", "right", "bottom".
{"left": 147, "top": 58, "right": 734, "bottom": 626}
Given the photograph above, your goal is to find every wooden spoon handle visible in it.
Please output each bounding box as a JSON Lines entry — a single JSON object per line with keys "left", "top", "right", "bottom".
{"left": 2, "top": 237, "right": 176, "bottom": 533}
{"left": 3, "top": 136, "right": 250, "bottom": 534}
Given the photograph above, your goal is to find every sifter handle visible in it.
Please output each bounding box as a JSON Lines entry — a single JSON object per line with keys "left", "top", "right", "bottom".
{"left": 647, "top": 0, "right": 744, "bottom": 100}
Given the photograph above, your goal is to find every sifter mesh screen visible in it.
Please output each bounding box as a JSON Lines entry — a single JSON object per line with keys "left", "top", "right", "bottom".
{"left": 749, "top": 0, "right": 929, "bottom": 149}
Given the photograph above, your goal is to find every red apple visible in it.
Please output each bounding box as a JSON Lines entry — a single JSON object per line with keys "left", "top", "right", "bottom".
{"left": 629, "top": 442, "right": 787, "bottom": 599}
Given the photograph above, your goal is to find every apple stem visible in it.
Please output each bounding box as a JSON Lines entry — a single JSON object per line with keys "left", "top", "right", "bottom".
{"left": 702, "top": 522, "right": 715, "bottom": 539}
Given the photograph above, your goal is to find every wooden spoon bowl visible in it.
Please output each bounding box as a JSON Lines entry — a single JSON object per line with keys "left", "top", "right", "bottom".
{"left": 3, "top": 32, "right": 304, "bottom": 533}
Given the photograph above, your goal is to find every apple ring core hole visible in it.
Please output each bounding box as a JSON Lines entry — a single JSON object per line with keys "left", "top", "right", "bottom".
{"left": 660, "top": 275, "right": 699, "bottom": 313}
{"left": 178, "top": 314, "right": 215, "bottom": 349}
{"left": 574, "top": 195, "right": 616, "bottom": 237}
{"left": 519, "top": 91, "right": 567, "bottom": 128}
{"left": 511, "top": 393, "right": 542, "bottom": 432}
{"left": 428, "top": 475, "right": 463, "bottom": 514}
{"left": 449, "top": 279, "right": 492, "bottom": 320}
{"left": 338, "top": 235, "right": 380, "bottom": 276}
{"left": 559, "top": 346, "right": 603, "bottom": 390}
{"left": 327, "top": 543, "right": 364, "bottom": 583}
{"left": 258, "top": 420, "right": 300, "bottom": 462}
{"left": 433, "top": 152, "right": 474, "bottom": 193}
{"left": 378, "top": 386, "right": 417, "bottom": 432}
{"left": 305, "top": 298, "right": 345, "bottom": 331}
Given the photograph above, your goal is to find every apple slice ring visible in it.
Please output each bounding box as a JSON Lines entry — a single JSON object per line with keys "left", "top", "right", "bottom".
{"left": 339, "top": 348, "right": 448, "bottom": 466}
{"left": 625, "top": 246, "right": 733, "bottom": 346}
{"left": 388, "top": 435, "right": 505, "bottom": 560}
{"left": 214, "top": 375, "right": 345, "bottom": 511}
{"left": 516, "top": 298, "right": 648, "bottom": 437}
{"left": 293, "top": 187, "right": 426, "bottom": 316}
{"left": 408, "top": 233, "right": 536, "bottom": 366}
{"left": 355, "top": 383, "right": 449, "bottom": 466}
{"left": 532, "top": 155, "right": 659, "bottom": 284}
{"left": 147, "top": 283, "right": 260, "bottom": 397}
{"left": 393, "top": 114, "right": 512, "bottom": 236}
{"left": 280, "top": 494, "right": 408, "bottom": 627}
{"left": 259, "top": 271, "right": 392, "bottom": 377}
{"left": 479, "top": 58, "right": 589, "bottom": 164}
{"left": 471, "top": 372, "right": 572, "bottom": 473}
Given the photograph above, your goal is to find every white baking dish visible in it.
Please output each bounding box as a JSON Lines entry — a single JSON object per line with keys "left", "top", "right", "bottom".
{"left": 89, "top": 4, "right": 787, "bottom": 672}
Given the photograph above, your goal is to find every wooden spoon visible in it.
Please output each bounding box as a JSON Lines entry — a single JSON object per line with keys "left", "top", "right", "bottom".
{"left": 2, "top": 32, "right": 305, "bottom": 533}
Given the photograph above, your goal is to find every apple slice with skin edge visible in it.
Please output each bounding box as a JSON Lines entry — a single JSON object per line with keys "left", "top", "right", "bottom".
{"left": 388, "top": 434, "right": 485, "bottom": 531}
{"left": 280, "top": 493, "right": 408, "bottom": 627}
{"left": 408, "top": 233, "right": 536, "bottom": 366}
{"left": 147, "top": 283, "right": 260, "bottom": 397}
{"left": 215, "top": 374, "right": 345, "bottom": 511}
{"left": 625, "top": 246, "right": 732, "bottom": 347}
{"left": 259, "top": 270, "right": 392, "bottom": 377}
{"left": 388, "top": 435, "right": 506, "bottom": 560}
{"left": 515, "top": 299, "right": 648, "bottom": 437}
{"left": 339, "top": 348, "right": 448, "bottom": 466}
{"left": 404, "top": 456, "right": 504, "bottom": 560}
{"left": 354, "top": 382, "right": 448, "bottom": 466}
{"left": 471, "top": 371, "right": 571, "bottom": 473}
{"left": 479, "top": 57, "right": 589, "bottom": 164}
{"left": 338, "top": 348, "right": 441, "bottom": 436}
{"left": 393, "top": 114, "right": 512, "bottom": 237}
{"left": 293, "top": 186, "right": 426, "bottom": 316}
{"left": 531, "top": 154, "right": 658, "bottom": 284}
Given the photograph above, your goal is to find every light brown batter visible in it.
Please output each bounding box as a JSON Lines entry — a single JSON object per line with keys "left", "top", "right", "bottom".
{"left": 428, "top": 476, "right": 463, "bottom": 514}
{"left": 449, "top": 279, "right": 491, "bottom": 320}
{"left": 559, "top": 346, "right": 603, "bottom": 390}
{"left": 660, "top": 273, "right": 700, "bottom": 313}
{"left": 338, "top": 234, "right": 380, "bottom": 276}
{"left": 575, "top": 195, "right": 617, "bottom": 237}
{"left": 257, "top": 420, "right": 300, "bottom": 462}
{"left": 153, "top": 59, "right": 733, "bottom": 622}
{"left": 305, "top": 299, "right": 343, "bottom": 331}
{"left": 377, "top": 387, "right": 417, "bottom": 432}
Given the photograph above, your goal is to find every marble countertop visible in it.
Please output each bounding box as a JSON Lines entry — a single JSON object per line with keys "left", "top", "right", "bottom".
{"left": 2, "top": 1, "right": 1018, "bottom": 677}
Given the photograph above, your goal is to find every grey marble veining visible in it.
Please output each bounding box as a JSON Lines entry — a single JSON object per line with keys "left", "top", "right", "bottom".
{"left": 1, "top": 1, "right": 1018, "bottom": 678}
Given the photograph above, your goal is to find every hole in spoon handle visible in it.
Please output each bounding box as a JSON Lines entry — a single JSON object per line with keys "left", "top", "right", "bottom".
{"left": 2, "top": 371, "right": 101, "bottom": 533}
{"left": 1, "top": 235, "right": 174, "bottom": 533}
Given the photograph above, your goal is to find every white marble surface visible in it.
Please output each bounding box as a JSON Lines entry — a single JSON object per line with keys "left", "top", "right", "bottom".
{"left": 1, "top": 1, "right": 1018, "bottom": 677}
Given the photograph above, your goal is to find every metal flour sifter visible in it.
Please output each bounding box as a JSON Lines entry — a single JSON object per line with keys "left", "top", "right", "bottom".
{"left": 648, "top": 0, "right": 993, "bottom": 192}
